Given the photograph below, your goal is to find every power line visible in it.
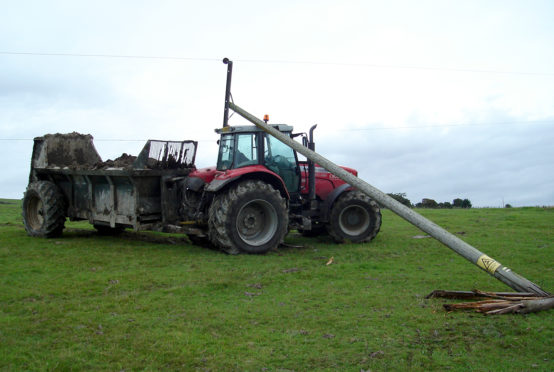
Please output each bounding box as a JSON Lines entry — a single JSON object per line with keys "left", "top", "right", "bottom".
{"left": 0, "top": 51, "right": 218, "bottom": 63}
{"left": 0, "top": 119, "right": 551, "bottom": 142}
{"left": 345, "top": 119, "right": 554, "bottom": 131}
{"left": 237, "top": 58, "right": 554, "bottom": 77}
{"left": 1, "top": 51, "right": 553, "bottom": 77}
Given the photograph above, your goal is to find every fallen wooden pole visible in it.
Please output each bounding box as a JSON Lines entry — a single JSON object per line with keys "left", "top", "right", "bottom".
{"left": 230, "top": 102, "right": 549, "bottom": 297}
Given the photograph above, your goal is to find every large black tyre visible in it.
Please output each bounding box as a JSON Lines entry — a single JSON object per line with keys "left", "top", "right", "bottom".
{"left": 208, "top": 180, "right": 288, "bottom": 254}
{"left": 22, "top": 181, "right": 66, "bottom": 238}
{"left": 327, "top": 190, "right": 381, "bottom": 243}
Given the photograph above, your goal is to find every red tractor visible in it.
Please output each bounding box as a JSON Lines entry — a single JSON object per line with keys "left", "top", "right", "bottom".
{"left": 22, "top": 58, "right": 381, "bottom": 255}
{"left": 180, "top": 59, "right": 381, "bottom": 254}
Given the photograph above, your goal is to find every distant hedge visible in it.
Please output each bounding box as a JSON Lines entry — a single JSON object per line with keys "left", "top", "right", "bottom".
{"left": 380, "top": 194, "right": 472, "bottom": 209}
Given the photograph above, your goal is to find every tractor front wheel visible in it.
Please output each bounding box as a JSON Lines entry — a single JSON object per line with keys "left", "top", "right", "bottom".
{"left": 327, "top": 190, "right": 381, "bottom": 243}
{"left": 208, "top": 180, "right": 288, "bottom": 254}
{"left": 22, "top": 181, "right": 66, "bottom": 238}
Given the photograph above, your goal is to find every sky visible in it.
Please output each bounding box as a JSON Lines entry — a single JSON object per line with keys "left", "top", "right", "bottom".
{"left": 1, "top": 0, "right": 553, "bottom": 207}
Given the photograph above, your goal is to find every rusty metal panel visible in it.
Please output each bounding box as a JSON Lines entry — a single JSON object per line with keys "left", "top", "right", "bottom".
{"left": 71, "top": 175, "right": 90, "bottom": 219}
{"left": 113, "top": 177, "right": 135, "bottom": 217}
{"left": 91, "top": 175, "right": 111, "bottom": 222}
{"left": 134, "top": 176, "right": 162, "bottom": 221}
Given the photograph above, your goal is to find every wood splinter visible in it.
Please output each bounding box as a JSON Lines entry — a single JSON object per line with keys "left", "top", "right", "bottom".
{"left": 427, "top": 289, "right": 554, "bottom": 315}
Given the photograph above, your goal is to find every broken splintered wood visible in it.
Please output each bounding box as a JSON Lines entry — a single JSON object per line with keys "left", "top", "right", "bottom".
{"left": 427, "top": 289, "right": 554, "bottom": 315}
{"left": 444, "top": 297, "right": 554, "bottom": 315}
{"left": 426, "top": 289, "right": 539, "bottom": 300}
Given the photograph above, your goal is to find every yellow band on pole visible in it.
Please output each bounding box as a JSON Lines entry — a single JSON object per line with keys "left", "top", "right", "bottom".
{"left": 477, "top": 255, "right": 502, "bottom": 274}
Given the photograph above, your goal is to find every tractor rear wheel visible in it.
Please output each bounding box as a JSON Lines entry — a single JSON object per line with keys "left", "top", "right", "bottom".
{"left": 327, "top": 190, "right": 381, "bottom": 243}
{"left": 208, "top": 180, "right": 288, "bottom": 254}
{"left": 22, "top": 181, "right": 66, "bottom": 238}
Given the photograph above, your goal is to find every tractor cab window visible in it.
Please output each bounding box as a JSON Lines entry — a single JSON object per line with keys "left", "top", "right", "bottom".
{"left": 217, "top": 134, "right": 234, "bottom": 170}
{"left": 235, "top": 133, "right": 258, "bottom": 168}
{"left": 264, "top": 134, "right": 300, "bottom": 192}
{"left": 217, "top": 133, "right": 259, "bottom": 171}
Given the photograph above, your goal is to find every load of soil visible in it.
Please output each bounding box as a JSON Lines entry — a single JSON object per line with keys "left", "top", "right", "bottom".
{"left": 93, "top": 153, "right": 137, "bottom": 169}
{"left": 36, "top": 132, "right": 139, "bottom": 170}
{"left": 36, "top": 132, "right": 194, "bottom": 171}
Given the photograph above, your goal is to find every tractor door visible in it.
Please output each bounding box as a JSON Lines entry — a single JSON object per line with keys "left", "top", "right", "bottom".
{"left": 264, "top": 134, "right": 300, "bottom": 192}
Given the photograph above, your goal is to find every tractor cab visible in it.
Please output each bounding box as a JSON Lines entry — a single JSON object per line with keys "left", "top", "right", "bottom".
{"left": 215, "top": 125, "right": 301, "bottom": 193}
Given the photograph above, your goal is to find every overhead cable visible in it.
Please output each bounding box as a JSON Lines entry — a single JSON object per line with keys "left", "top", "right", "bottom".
{"left": 1, "top": 51, "right": 553, "bottom": 77}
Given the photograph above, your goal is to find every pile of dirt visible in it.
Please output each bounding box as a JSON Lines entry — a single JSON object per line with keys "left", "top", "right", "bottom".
{"left": 93, "top": 153, "right": 137, "bottom": 169}
{"left": 34, "top": 132, "right": 140, "bottom": 170}
{"left": 41, "top": 132, "right": 91, "bottom": 140}
{"left": 35, "top": 132, "right": 195, "bottom": 171}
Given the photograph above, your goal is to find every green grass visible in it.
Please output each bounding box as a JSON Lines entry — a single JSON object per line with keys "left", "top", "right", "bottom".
{"left": 1, "top": 199, "right": 552, "bottom": 371}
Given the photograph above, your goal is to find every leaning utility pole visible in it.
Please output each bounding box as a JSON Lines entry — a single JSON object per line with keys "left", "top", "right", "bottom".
{"left": 229, "top": 102, "right": 549, "bottom": 297}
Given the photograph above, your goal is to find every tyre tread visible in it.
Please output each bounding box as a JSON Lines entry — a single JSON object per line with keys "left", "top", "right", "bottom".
{"left": 327, "top": 190, "right": 381, "bottom": 243}
{"left": 208, "top": 180, "right": 288, "bottom": 254}
{"left": 22, "top": 181, "right": 66, "bottom": 238}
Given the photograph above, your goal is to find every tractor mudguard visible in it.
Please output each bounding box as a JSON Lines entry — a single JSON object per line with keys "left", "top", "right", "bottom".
{"left": 205, "top": 167, "right": 290, "bottom": 199}
{"left": 184, "top": 176, "right": 205, "bottom": 192}
{"left": 205, "top": 177, "right": 236, "bottom": 192}
{"left": 320, "top": 183, "right": 352, "bottom": 221}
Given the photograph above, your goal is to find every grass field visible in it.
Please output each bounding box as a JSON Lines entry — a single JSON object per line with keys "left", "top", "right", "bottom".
{"left": 1, "top": 198, "right": 552, "bottom": 371}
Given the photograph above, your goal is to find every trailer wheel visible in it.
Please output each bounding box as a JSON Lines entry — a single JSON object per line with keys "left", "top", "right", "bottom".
{"left": 208, "top": 180, "right": 288, "bottom": 254}
{"left": 327, "top": 190, "right": 381, "bottom": 243}
{"left": 22, "top": 181, "right": 66, "bottom": 238}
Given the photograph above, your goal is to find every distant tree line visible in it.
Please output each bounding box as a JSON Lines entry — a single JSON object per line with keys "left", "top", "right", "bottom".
{"left": 383, "top": 193, "right": 472, "bottom": 209}
{"left": 416, "top": 197, "right": 472, "bottom": 209}
{"left": 386, "top": 193, "right": 413, "bottom": 208}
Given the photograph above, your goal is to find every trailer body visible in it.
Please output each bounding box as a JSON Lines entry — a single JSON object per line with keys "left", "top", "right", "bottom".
{"left": 26, "top": 133, "right": 198, "bottom": 233}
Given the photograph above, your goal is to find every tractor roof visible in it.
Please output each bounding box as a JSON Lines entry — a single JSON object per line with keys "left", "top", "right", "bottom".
{"left": 215, "top": 124, "right": 293, "bottom": 134}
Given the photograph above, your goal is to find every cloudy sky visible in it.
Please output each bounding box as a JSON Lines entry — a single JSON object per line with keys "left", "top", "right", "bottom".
{"left": 1, "top": 0, "right": 553, "bottom": 207}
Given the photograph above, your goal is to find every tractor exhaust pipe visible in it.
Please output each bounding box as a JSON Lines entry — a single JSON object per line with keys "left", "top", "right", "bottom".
{"left": 222, "top": 58, "right": 233, "bottom": 127}
{"left": 229, "top": 101, "right": 549, "bottom": 296}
